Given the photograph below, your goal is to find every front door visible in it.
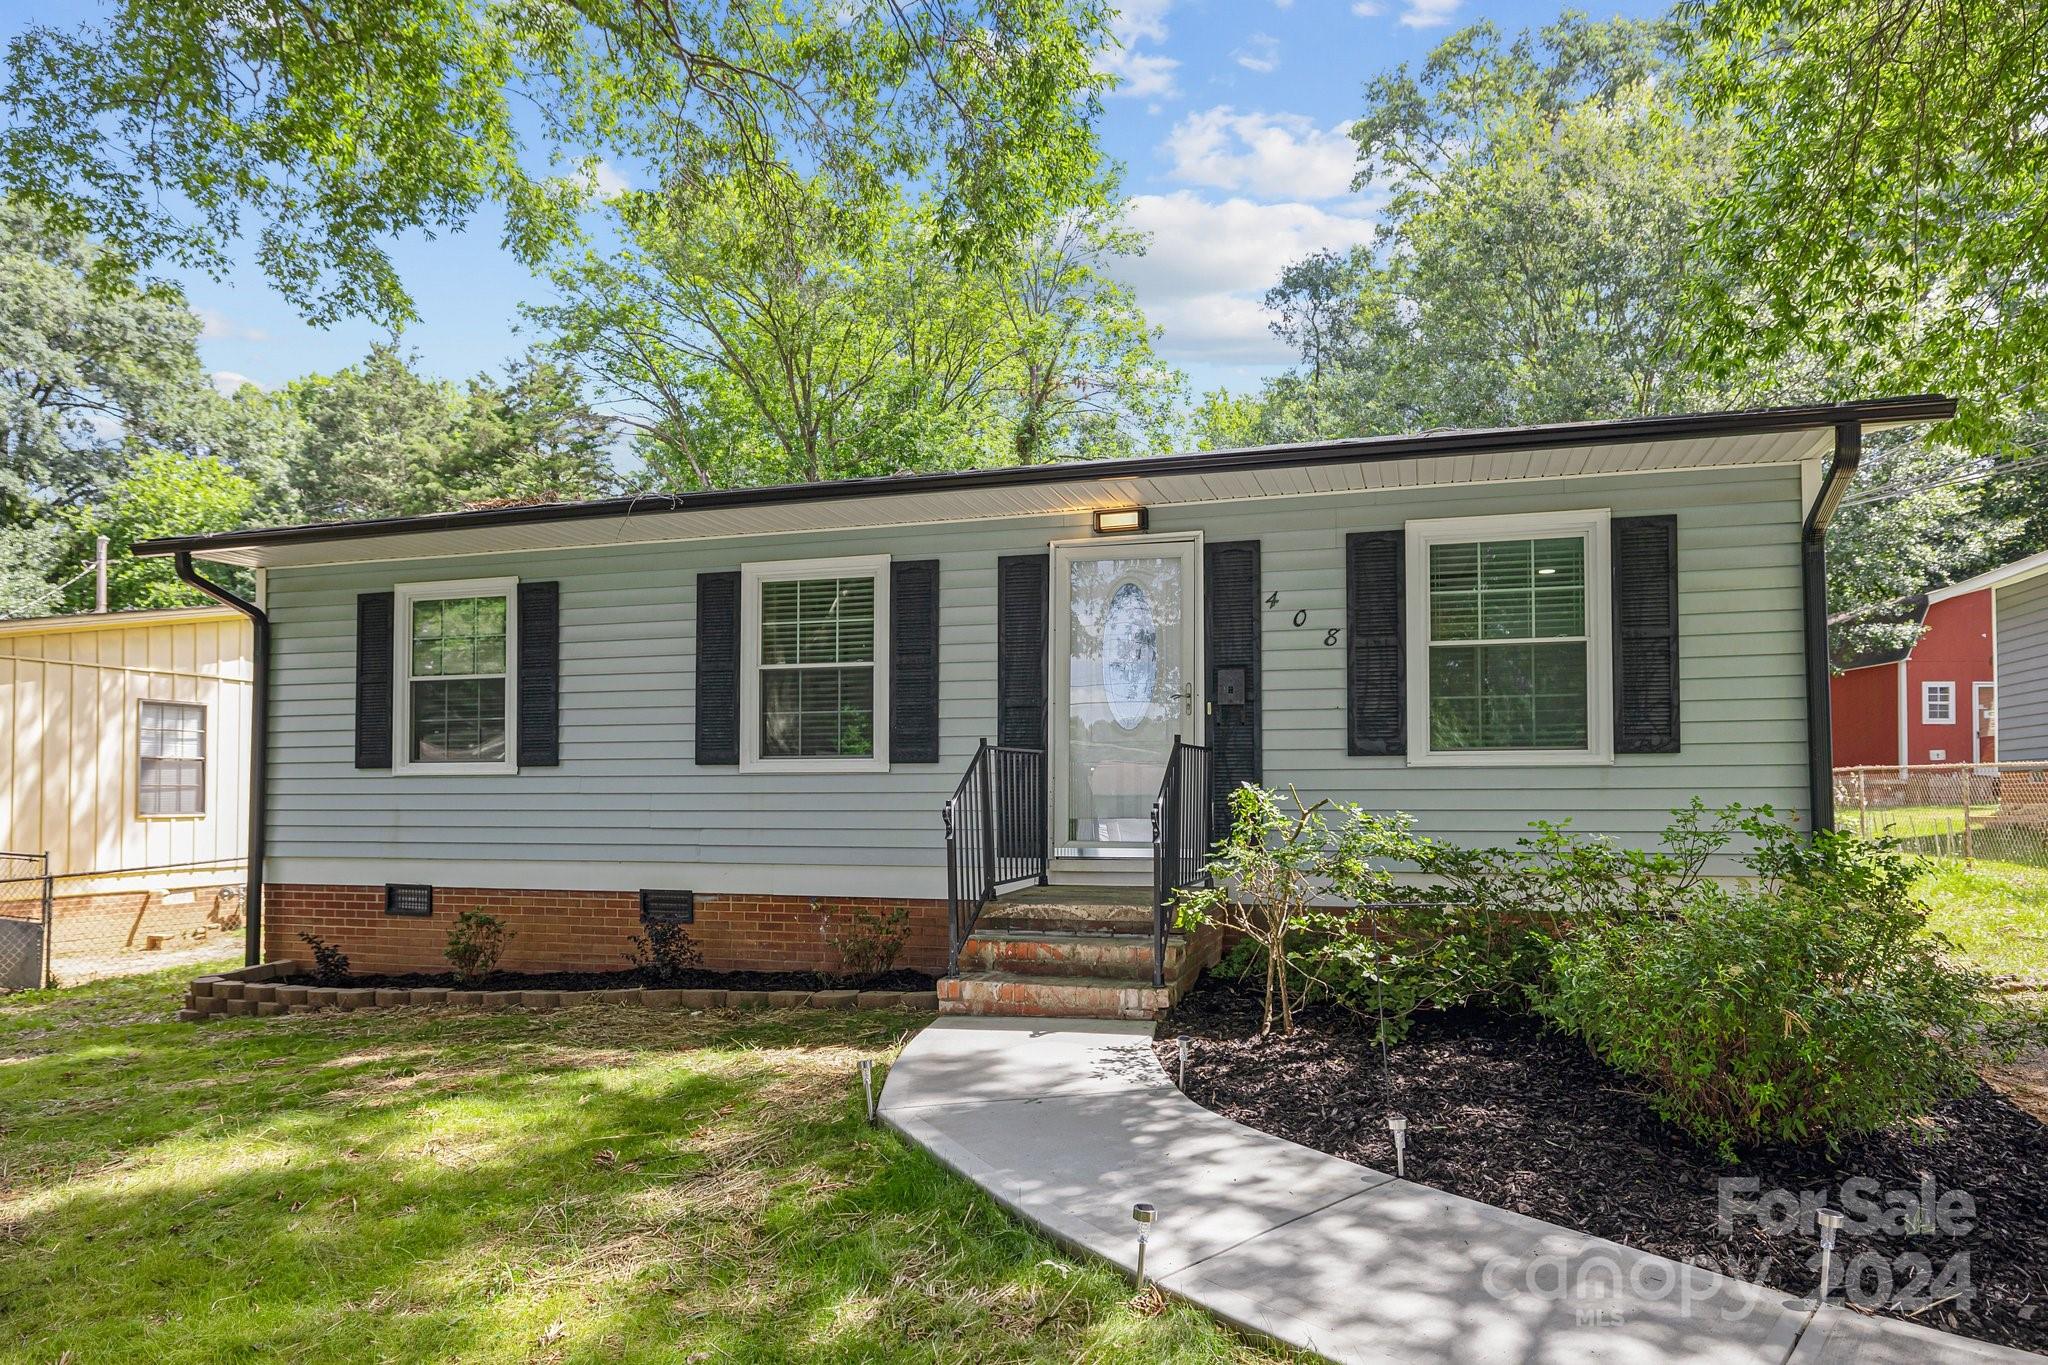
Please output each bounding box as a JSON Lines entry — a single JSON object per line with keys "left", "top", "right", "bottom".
{"left": 1050, "top": 535, "right": 1201, "bottom": 856}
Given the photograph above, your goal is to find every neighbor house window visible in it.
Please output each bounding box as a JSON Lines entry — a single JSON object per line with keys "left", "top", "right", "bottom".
{"left": 1405, "top": 510, "right": 1612, "bottom": 764}
{"left": 1923, "top": 681, "right": 1956, "bottom": 724}
{"left": 741, "top": 555, "right": 889, "bottom": 771}
{"left": 139, "top": 700, "right": 206, "bottom": 816}
{"left": 395, "top": 578, "right": 517, "bottom": 773}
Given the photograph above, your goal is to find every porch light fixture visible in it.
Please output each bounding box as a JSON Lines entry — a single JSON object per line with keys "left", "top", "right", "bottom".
{"left": 1093, "top": 506, "right": 1148, "bottom": 535}
{"left": 1816, "top": 1208, "right": 1843, "bottom": 1303}
{"left": 1131, "top": 1202, "right": 1157, "bottom": 1287}
{"left": 1387, "top": 1114, "right": 1408, "bottom": 1179}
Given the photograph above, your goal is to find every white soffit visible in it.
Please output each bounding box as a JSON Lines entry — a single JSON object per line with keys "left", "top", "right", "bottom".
{"left": 189, "top": 426, "right": 1830, "bottom": 569}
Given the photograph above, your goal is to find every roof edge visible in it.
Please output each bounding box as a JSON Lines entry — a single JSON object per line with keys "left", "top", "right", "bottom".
{"left": 0, "top": 603, "right": 247, "bottom": 636}
{"left": 134, "top": 395, "right": 1955, "bottom": 561}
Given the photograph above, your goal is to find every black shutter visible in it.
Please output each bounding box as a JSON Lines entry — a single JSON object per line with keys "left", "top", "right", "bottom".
{"left": 354, "top": 591, "right": 394, "bottom": 770}
{"left": 995, "top": 554, "right": 1049, "bottom": 750}
{"left": 516, "top": 581, "right": 561, "bottom": 767}
{"left": 1346, "top": 531, "right": 1405, "bottom": 756}
{"left": 695, "top": 571, "right": 741, "bottom": 765}
{"left": 890, "top": 559, "right": 941, "bottom": 763}
{"left": 1205, "top": 541, "right": 1262, "bottom": 836}
{"left": 1612, "top": 515, "right": 1681, "bottom": 754}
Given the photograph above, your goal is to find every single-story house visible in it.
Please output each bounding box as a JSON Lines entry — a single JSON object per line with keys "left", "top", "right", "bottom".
{"left": 0, "top": 606, "right": 254, "bottom": 987}
{"left": 136, "top": 397, "right": 1952, "bottom": 1017}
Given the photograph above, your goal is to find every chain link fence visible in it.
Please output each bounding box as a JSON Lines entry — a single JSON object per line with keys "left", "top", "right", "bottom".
{"left": 0, "top": 852, "right": 51, "bottom": 990}
{"left": 0, "top": 858, "right": 245, "bottom": 991}
{"left": 1834, "top": 762, "right": 2048, "bottom": 868}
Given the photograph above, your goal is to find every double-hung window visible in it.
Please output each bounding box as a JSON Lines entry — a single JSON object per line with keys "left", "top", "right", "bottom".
{"left": 741, "top": 555, "right": 890, "bottom": 772}
{"left": 139, "top": 700, "right": 206, "bottom": 816}
{"left": 395, "top": 578, "right": 517, "bottom": 774}
{"left": 1406, "top": 510, "right": 1612, "bottom": 764}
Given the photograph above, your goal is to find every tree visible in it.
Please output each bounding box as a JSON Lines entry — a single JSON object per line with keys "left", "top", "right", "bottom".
{"left": 279, "top": 346, "right": 463, "bottom": 521}
{"left": 65, "top": 448, "right": 257, "bottom": 611}
{"left": 2, "top": 0, "right": 1114, "bottom": 327}
{"left": 1000, "top": 211, "right": 1181, "bottom": 464}
{"left": 1241, "top": 16, "right": 1794, "bottom": 446}
{"left": 1680, "top": 0, "right": 2048, "bottom": 446}
{"left": 0, "top": 199, "right": 216, "bottom": 521}
{"left": 441, "top": 355, "right": 618, "bottom": 507}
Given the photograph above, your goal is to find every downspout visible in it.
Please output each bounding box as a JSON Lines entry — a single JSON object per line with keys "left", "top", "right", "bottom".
{"left": 174, "top": 552, "right": 269, "bottom": 967}
{"left": 1801, "top": 421, "right": 1862, "bottom": 835}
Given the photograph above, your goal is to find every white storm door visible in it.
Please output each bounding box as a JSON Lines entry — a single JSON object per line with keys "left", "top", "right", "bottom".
{"left": 1050, "top": 535, "right": 1201, "bottom": 854}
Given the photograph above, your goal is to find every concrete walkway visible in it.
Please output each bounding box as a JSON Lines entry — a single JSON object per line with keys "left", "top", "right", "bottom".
{"left": 879, "top": 1017, "right": 2037, "bottom": 1365}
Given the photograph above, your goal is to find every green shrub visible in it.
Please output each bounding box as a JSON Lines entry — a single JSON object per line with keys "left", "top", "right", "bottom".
{"left": 445, "top": 910, "right": 514, "bottom": 983}
{"left": 829, "top": 903, "right": 911, "bottom": 981}
{"left": 1539, "top": 815, "right": 2011, "bottom": 1154}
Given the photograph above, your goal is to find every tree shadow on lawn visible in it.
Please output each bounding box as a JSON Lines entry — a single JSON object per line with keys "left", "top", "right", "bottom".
{"left": 0, "top": 979, "right": 1289, "bottom": 1363}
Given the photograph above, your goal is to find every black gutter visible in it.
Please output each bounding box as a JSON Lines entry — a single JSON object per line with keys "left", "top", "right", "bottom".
{"left": 1801, "top": 422, "right": 1863, "bottom": 836}
{"left": 174, "top": 553, "right": 269, "bottom": 967}
{"left": 133, "top": 395, "right": 1956, "bottom": 561}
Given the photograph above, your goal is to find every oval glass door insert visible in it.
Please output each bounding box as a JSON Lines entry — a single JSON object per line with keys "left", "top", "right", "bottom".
{"left": 1102, "top": 580, "right": 1160, "bottom": 730}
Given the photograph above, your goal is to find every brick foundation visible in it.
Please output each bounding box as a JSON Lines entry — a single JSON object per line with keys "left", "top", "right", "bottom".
{"left": 262, "top": 884, "right": 950, "bottom": 977}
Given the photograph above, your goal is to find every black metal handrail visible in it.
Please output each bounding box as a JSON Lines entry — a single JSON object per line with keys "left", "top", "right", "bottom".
{"left": 943, "top": 740, "right": 1048, "bottom": 972}
{"left": 1150, "top": 736, "right": 1213, "bottom": 988}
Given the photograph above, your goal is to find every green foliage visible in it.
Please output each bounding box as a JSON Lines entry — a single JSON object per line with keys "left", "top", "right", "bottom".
{"left": 625, "top": 918, "right": 705, "bottom": 984}
{"left": 1176, "top": 786, "right": 1335, "bottom": 1036}
{"left": 64, "top": 448, "right": 256, "bottom": 610}
{"left": 536, "top": 179, "right": 1179, "bottom": 486}
{"left": 444, "top": 910, "right": 514, "bottom": 984}
{"left": 1679, "top": 0, "right": 2048, "bottom": 447}
{"left": 2, "top": 0, "right": 1115, "bottom": 328}
{"left": 1540, "top": 815, "right": 2015, "bottom": 1154}
{"left": 1238, "top": 15, "right": 1782, "bottom": 448}
{"left": 829, "top": 904, "right": 912, "bottom": 981}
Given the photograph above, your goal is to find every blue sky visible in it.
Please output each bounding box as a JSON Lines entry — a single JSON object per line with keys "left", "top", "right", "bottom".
{"left": 11, "top": 0, "right": 1666, "bottom": 401}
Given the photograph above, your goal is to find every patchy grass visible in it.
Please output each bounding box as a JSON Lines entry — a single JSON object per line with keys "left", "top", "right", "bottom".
{"left": 0, "top": 967, "right": 1291, "bottom": 1363}
{"left": 1918, "top": 860, "right": 2048, "bottom": 980}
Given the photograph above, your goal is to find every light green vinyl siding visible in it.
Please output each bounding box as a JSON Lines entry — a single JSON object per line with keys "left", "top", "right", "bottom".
{"left": 1995, "top": 575, "right": 2048, "bottom": 761}
{"left": 262, "top": 463, "right": 1812, "bottom": 895}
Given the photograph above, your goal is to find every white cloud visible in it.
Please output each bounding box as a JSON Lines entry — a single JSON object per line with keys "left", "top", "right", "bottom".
{"left": 197, "top": 308, "right": 267, "bottom": 343}
{"left": 1271, "top": 0, "right": 1295, "bottom": 8}
{"left": 210, "top": 371, "right": 263, "bottom": 396}
{"left": 1233, "top": 33, "right": 1281, "bottom": 74}
{"left": 1400, "top": 0, "right": 1460, "bottom": 27}
{"left": 1098, "top": 0, "right": 1179, "bottom": 100}
{"left": 1350, "top": 1, "right": 1385, "bottom": 15}
{"left": 1107, "top": 192, "right": 1379, "bottom": 361}
{"left": 588, "top": 159, "right": 631, "bottom": 198}
{"left": 1161, "top": 107, "right": 1360, "bottom": 201}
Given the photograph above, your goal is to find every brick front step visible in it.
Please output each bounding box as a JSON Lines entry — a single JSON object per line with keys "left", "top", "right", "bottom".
{"left": 955, "top": 928, "right": 1192, "bottom": 980}
{"left": 937, "top": 972, "right": 1174, "bottom": 1020}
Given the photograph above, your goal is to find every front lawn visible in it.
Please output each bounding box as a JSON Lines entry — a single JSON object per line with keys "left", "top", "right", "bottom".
{"left": 0, "top": 967, "right": 1288, "bottom": 1363}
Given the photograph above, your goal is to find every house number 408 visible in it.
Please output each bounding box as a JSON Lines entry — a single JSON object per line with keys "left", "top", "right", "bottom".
{"left": 1267, "top": 593, "right": 1340, "bottom": 646}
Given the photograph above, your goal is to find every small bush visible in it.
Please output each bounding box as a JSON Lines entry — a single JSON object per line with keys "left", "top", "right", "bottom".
{"left": 829, "top": 904, "right": 911, "bottom": 981}
{"left": 626, "top": 918, "right": 704, "bottom": 983}
{"left": 296, "top": 932, "right": 350, "bottom": 986}
{"left": 444, "top": 910, "right": 514, "bottom": 983}
{"left": 1539, "top": 814, "right": 2012, "bottom": 1154}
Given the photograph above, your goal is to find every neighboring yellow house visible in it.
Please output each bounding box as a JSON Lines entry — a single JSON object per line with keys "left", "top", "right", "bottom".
{"left": 0, "top": 605, "right": 253, "bottom": 981}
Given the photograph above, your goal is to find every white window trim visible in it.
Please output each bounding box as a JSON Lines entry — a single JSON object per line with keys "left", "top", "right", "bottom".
{"left": 1403, "top": 508, "right": 1614, "bottom": 767}
{"left": 740, "top": 553, "right": 891, "bottom": 774}
{"left": 137, "top": 698, "right": 208, "bottom": 820}
{"left": 1922, "top": 680, "right": 1957, "bottom": 725}
{"left": 394, "top": 576, "right": 520, "bottom": 777}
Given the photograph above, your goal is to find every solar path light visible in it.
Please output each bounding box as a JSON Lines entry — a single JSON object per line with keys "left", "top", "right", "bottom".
{"left": 1132, "top": 1202, "right": 1157, "bottom": 1288}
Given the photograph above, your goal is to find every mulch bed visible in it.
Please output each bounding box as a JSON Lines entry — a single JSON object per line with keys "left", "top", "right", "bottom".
{"left": 1157, "top": 976, "right": 2048, "bottom": 1354}
{"left": 298, "top": 966, "right": 937, "bottom": 993}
